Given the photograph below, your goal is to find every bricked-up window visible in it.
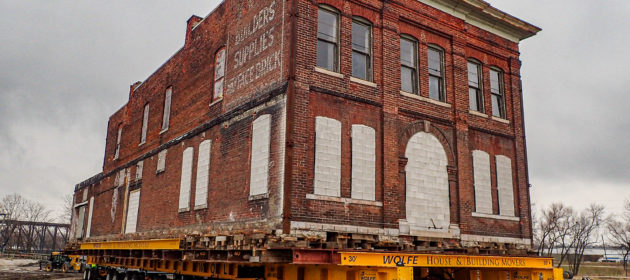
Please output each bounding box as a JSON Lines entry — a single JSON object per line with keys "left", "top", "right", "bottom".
{"left": 472, "top": 150, "right": 492, "bottom": 214}
{"left": 400, "top": 36, "right": 418, "bottom": 94}
{"left": 140, "top": 104, "right": 149, "bottom": 145}
{"left": 195, "top": 140, "right": 211, "bottom": 209}
{"left": 156, "top": 150, "right": 167, "bottom": 174}
{"left": 161, "top": 87, "right": 172, "bottom": 132}
{"left": 125, "top": 190, "right": 140, "bottom": 234}
{"left": 179, "top": 147, "right": 194, "bottom": 211}
{"left": 428, "top": 46, "right": 445, "bottom": 102}
{"left": 85, "top": 196, "right": 94, "bottom": 238}
{"left": 313, "top": 116, "right": 342, "bottom": 197}
{"left": 114, "top": 124, "right": 122, "bottom": 160}
{"left": 213, "top": 48, "right": 226, "bottom": 101}
{"left": 468, "top": 61, "right": 484, "bottom": 112}
{"left": 250, "top": 114, "right": 271, "bottom": 197}
{"left": 316, "top": 6, "right": 339, "bottom": 71}
{"left": 351, "top": 125, "right": 376, "bottom": 201}
{"left": 496, "top": 155, "right": 515, "bottom": 216}
{"left": 352, "top": 18, "right": 372, "bottom": 81}
{"left": 135, "top": 160, "right": 143, "bottom": 181}
{"left": 490, "top": 68, "right": 506, "bottom": 118}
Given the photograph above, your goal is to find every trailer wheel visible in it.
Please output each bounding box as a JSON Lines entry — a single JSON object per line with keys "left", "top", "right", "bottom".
{"left": 62, "top": 262, "right": 70, "bottom": 273}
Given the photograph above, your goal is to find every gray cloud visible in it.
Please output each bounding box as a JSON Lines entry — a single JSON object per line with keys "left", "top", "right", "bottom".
{"left": 492, "top": 0, "right": 630, "bottom": 211}
{"left": 0, "top": 0, "right": 628, "bottom": 219}
{"left": 0, "top": 0, "right": 220, "bottom": 220}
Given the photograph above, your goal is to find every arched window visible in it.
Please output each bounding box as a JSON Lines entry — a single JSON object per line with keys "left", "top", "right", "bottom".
{"left": 213, "top": 47, "right": 226, "bottom": 101}
{"left": 490, "top": 67, "right": 506, "bottom": 119}
{"left": 400, "top": 35, "right": 418, "bottom": 94}
{"left": 114, "top": 123, "right": 122, "bottom": 159}
{"left": 467, "top": 59, "right": 484, "bottom": 112}
{"left": 161, "top": 86, "right": 172, "bottom": 131}
{"left": 140, "top": 103, "right": 149, "bottom": 145}
{"left": 428, "top": 45, "right": 445, "bottom": 102}
{"left": 316, "top": 5, "right": 340, "bottom": 71}
{"left": 352, "top": 17, "right": 372, "bottom": 81}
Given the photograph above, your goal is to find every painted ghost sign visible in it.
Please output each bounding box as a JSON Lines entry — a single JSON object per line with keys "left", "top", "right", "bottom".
{"left": 224, "top": 0, "right": 284, "bottom": 109}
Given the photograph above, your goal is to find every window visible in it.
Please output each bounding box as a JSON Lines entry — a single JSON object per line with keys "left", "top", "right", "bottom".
{"left": 468, "top": 61, "right": 484, "bottom": 112}
{"left": 125, "top": 190, "right": 140, "bottom": 234}
{"left": 490, "top": 68, "right": 506, "bottom": 118}
{"left": 428, "top": 47, "right": 445, "bottom": 101}
{"left": 140, "top": 104, "right": 149, "bottom": 144}
{"left": 496, "top": 155, "right": 515, "bottom": 216}
{"left": 179, "top": 147, "right": 194, "bottom": 211}
{"left": 213, "top": 48, "right": 226, "bottom": 101}
{"left": 250, "top": 114, "right": 271, "bottom": 197}
{"left": 351, "top": 125, "right": 376, "bottom": 201}
{"left": 195, "top": 140, "right": 212, "bottom": 209}
{"left": 316, "top": 6, "right": 339, "bottom": 71}
{"left": 161, "top": 87, "right": 172, "bottom": 131}
{"left": 156, "top": 150, "right": 167, "bottom": 173}
{"left": 400, "top": 36, "right": 418, "bottom": 94}
{"left": 352, "top": 19, "right": 372, "bottom": 81}
{"left": 135, "top": 161, "right": 143, "bottom": 181}
{"left": 114, "top": 124, "right": 122, "bottom": 159}
{"left": 313, "top": 116, "right": 341, "bottom": 197}
{"left": 472, "top": 150, "right": 492, "bottom": 214}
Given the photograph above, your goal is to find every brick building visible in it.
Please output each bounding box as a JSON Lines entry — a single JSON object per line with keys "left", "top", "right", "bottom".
{"left": 72, "top": 0, "right": 540, "bottom": 251}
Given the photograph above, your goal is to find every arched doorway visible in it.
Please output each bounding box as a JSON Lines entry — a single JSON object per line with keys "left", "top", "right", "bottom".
{"left": 404, "top": 131, "right": 450, "bottom": 232}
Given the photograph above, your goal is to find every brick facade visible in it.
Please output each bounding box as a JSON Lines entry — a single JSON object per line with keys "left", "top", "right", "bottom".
{"left": 72, "top": 0, "right": 539, "bottom": 250}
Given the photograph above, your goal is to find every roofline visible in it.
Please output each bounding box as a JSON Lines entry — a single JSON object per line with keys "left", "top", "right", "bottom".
{"left": 418, "top": 0, "right": 541, "bottom": 42}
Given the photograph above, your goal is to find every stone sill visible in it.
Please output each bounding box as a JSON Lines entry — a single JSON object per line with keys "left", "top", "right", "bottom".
{"left": 314, "top": 66, "right": 344, "bottom": 78}
{"left": 400, "top": 91, "right": 451, "bottom": 108}
{"left": 159, "top": 128, "right": 168, "bottom": 135}
{"left": 194, "top": 204, "right": 207, "bottom": 211}
{"left": 178, "top": 207, "right": 190, "bottom": 213}
{"left": 249, "top": 193, "right": 269, "bottom": 201}
{"left": 209, "top": 97, "right": 223, "bottom": 107}
{"left": 306, "top": 193, "right": 382, "bottom": 207}
{"left": 350, "top": 77, "right": 377, "bottom": 88}
{"left": 492, "top": 116, "right": 510, "bottom": 124}
{"left": 472, "top": 212, "right": 520, "bottom": 221}
{"left": 469, "top": 110, "right": 488, "bottom": 118}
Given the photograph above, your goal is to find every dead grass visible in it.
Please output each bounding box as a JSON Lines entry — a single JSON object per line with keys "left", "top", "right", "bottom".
{"left": 560, "top": 262, "right": 630, "bottom": 279}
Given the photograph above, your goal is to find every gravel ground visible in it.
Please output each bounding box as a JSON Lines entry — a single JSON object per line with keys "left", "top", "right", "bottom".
{"left": 0, "top": 258, "right": 81, "bottom": 280}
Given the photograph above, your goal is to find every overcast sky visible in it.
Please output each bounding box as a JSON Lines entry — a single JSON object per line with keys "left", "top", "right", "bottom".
{"left": 0, "top": 0, "right": 628, "bottom": 221}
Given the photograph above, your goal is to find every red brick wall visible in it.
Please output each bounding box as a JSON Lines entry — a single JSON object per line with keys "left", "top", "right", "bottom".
{"left": 75, "top": 0, "right": 534, "bottom": 244}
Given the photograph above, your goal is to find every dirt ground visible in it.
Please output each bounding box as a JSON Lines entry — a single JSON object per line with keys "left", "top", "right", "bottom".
{"left": 0, "top": 258, "right": 81, "bottom": 280}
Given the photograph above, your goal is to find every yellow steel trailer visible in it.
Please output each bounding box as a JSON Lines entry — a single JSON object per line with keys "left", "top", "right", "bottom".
{"left": 78, "top": 239, "right": 564, "bottom": 280}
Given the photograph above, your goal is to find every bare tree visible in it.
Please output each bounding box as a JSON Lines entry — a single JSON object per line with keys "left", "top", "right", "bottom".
{"left": 608, "top": 199, "right": 630, "bottom": 276}
{"left": 536, "top": 202, "right": 575, "bottom": 266}
{"left": 59, "top": 194, "right": 74, "bottom": 224}
{"left": 0, "top": 194, "right": 54, "bottom": 252}
{"left": 568, "top": 204, "right": 605, "bottom": 276}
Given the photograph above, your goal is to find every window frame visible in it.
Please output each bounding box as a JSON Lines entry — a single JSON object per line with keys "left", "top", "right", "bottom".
{"left": 213, "top": 47, "right": 226, "bottom": 102}
{"left": 489, "top": 67, "right": 506, "bottom": 119}
{"left": 427, "top": 45, "right": 446, "bottom": 102}
{"left": 114, "top": 124, "right": 122, "bottom": 160}
{"left": 161, "top": 86, "right": 172, "bottom": 132}
{"left": 316, "top": 5, "right": 340, "bottom": 72}
{"left": 140, "top": 103, "right": 149, "bottom": 145}
{"left": 467, "top": 60, "right": 484, "bottom": 113}
{"left": 351, "top": 17, "right": 373, "bottom": 81}
{"left": 400, "top": 35, "right": 418, "bottom": 94}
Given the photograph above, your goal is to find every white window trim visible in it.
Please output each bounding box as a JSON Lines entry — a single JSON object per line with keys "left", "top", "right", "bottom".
{"left": 314, "top": 66, "right": 344, "bottom": 78}
{"left": 400, "top": 91, "right": 451, "bottom": 108}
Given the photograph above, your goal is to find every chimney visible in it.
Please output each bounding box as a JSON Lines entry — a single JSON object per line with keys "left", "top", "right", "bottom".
{"left": 129, "top": 81, "right": 142, "bottom": 97}
{"left": 186, "top": 15, "right": 203, "bottom": 46}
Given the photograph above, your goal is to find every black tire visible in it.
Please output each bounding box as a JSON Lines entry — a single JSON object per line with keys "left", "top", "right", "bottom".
{"left": 45, "top": 263, "right": 53, "bottom": 272}
{"left": 564, "top": 270, "right": 573, "bottom": 279}
{"left": 61, "top": 262, "right": 69, "bottom": 273}
{"left": 83, "top": 269, "right": 90, "bottom": 280}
